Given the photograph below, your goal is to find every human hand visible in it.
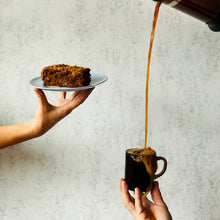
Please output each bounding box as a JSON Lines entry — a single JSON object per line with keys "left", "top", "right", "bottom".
{"left": 119, "top": 179, "right": 172, "bottom": 220}
{"left": 32, "top": 88, "right": 94, "bottom": 137}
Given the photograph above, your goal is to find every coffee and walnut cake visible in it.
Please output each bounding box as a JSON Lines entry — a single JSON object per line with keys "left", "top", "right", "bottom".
{"left": 41, "top": 64, "right": 91, "bottom": 88}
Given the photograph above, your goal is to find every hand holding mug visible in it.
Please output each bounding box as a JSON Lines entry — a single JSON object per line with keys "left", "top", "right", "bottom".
{"left": 119, "top": 179, "right": 172, "bottom": 220}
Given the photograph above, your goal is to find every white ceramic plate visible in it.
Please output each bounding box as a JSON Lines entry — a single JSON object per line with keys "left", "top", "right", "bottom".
{"left": 29, "top": 72, "right": 108, "bottom": 91}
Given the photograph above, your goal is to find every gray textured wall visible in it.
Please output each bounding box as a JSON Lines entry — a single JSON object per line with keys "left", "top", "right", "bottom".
{"left": 0, "top": 0, "right": 220, "bottom": 219}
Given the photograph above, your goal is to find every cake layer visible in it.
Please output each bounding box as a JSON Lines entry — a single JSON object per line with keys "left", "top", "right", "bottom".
{"left": 41, "top": 64, "right": 91, "bottom": 88}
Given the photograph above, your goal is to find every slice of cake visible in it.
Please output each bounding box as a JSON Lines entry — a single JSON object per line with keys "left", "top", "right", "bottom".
{"left": 41, "top": 64, "right": 91, "bottom": 88}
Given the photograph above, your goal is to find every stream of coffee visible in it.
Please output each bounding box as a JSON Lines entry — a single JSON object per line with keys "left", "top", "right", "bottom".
{"left": 145, "top": 1, "right": 162, "bottom": 149}
{"left": 126, "top": 2, "right": 163, "bottom": 209}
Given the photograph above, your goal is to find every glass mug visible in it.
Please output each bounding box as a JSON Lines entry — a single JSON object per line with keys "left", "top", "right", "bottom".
{"left": 125, "top": 147, "right": 167, "bottom": 194}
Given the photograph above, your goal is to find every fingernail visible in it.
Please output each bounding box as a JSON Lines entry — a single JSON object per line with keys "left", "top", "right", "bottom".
{"left": 119, "top": 179, "right": 124, "bottom": 190}
{"left": 134, "top": 187, "right": 139, "bottom": 194}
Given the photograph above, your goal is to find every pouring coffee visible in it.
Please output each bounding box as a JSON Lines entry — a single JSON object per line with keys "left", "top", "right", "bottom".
{"left": 123, "top": 2, "right": 167, "bottom": 198}
{"left": 153, "top": 0, "right": 220, "bottom": 32}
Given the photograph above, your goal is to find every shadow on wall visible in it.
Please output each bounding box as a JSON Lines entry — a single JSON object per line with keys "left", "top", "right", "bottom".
{"left": 0, "top": 142, "right": 58, "bottom": 173}
{"left": 0, "top": 136, "right": 108, "bottom": 186}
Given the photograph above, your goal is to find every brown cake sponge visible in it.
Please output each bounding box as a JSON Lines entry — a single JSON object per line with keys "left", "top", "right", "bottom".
{"left": 41, "top": 64, "right": 91, "bottom": 88}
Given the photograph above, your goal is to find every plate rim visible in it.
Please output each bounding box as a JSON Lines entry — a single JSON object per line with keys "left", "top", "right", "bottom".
{"left": 29, "top": 72, "right": 108, "bottom": 91}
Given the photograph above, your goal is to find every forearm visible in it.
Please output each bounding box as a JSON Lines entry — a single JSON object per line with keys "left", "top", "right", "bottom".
{"left": 0, "top": 120, "right": 37, "bottom": 149}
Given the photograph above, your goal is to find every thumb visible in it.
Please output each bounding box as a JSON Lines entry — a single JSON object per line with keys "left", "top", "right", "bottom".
{"left": 33, "top": 88, "right": 49, "bottom": 106}
{"left": 151, "top": 181, "right": 166, "bottom": 206}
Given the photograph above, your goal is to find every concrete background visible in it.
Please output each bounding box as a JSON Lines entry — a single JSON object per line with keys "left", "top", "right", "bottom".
{"left": 0, "top": 0, "right": 219, "bottom": 219}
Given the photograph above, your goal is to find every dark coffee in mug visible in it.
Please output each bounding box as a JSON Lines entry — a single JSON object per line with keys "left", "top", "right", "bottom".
{"left": 125, "top": 147, "right": 167, "bottom": 194}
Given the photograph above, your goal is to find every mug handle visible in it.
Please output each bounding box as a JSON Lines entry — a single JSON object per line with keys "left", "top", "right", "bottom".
{"left": 154, "top": 156, "right": 167, "bottom": 179}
